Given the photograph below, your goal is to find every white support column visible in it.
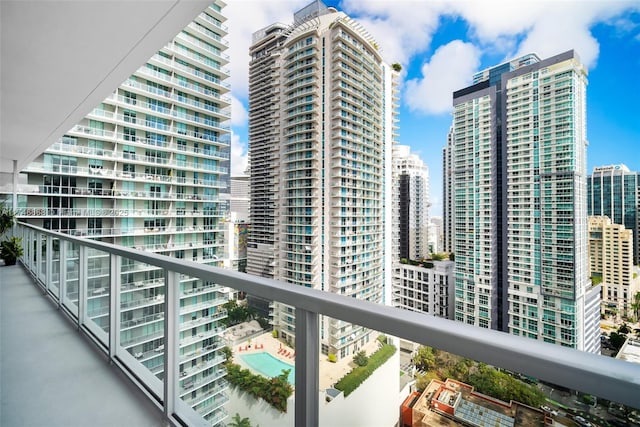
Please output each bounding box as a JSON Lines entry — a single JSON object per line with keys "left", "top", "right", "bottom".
{"left": 12, "top": 160, "right": 18, "bottom": 214}
{"left": 295, "top": 308, "right": 319, "bottom": 427}
{"left": 163, "top": 270, "right": 180, "bottom": 420}
{"left": 109, "top": 254, "right": 121, "bottom": 361}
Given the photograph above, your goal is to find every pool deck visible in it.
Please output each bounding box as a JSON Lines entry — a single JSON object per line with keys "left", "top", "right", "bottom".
{"left": 234, "top": 331, "right": 383, "bottom": 390}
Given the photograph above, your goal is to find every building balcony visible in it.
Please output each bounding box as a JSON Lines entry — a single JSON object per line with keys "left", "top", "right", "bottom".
{"left": 3, "top": 222, "right": 639, "bottom": 427}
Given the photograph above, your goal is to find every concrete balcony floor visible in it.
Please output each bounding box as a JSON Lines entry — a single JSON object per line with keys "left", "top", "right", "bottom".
{"left": 0, "top": 264, "right": 165, "bottom": 427}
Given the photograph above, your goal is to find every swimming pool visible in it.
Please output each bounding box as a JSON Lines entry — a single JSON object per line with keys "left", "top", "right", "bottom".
{"left": 239, "top": 352, "right": 295, "bottom": 384}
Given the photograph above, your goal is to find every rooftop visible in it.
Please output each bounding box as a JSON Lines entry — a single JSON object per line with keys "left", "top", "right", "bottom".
{"left": 410, "top": 379, "right": 546, "bottom": 427}
{"left": 617, "top": 339, "right": 640, "bottom": 365}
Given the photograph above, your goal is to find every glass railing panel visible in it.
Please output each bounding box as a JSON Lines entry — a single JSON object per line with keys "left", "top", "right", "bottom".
{"left": 535, "top": 380, "right": 640, "bottom": 427}
{"left": 49, "top": 237, "right": 61, "bottom": 298}
{"left": 84, "top": 247, "right": 111, "bottom": 343}
{"left": 393, "top": 337, "right": 640, "bottom": 427}
{"left": 17, "top": 226, "right": 31, "bottom": 271}
{"left": 174, "top": 273, "right": 232, "bottom": 427}
{"left": 62, "top": 241, "right": 79, "bottom": 316}
{"left": 118, "top": 259, "right": 165, "bottom": 399}
{"left": 174, "top": 286, "right": 294, "bottom": 427}
{"left": 11, "top": 223, "right": 640, "bottom": 425}
{"left": 37, "top": 232, "right": 46, "bottom": 283}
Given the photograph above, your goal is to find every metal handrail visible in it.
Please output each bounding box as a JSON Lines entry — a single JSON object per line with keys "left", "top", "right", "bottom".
{"left": 14, "top": 222, "right": 640, "bottom": 421}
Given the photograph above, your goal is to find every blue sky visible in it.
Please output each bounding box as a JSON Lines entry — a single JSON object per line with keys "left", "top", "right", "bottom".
{"left": 225, "top": 1, "right": 640, "bottom": 216}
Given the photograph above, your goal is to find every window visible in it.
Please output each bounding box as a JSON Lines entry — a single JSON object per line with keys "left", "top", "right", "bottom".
{"left": 122, "top": 145, "right": 136, "bottom": 160}
{"left": 123, "top": 127, "right": 136, "bottom": 141}
{"left": 88, "top": 179, "right": 103, "bottom": 195}
{"left": 124, "top": 91, "right": 137, "bottom": 105}
{"left": 88, "top": 218, "right": 103, "bottom": 235}
{"left": 123, "top": 110, "right": 136, "bottom": 123}
{"left": 88, "top": 159, "right": 103, "bottom": 170}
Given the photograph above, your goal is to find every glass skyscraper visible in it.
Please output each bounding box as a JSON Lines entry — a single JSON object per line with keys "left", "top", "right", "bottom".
{"left": 588, "top": 164, "right": 640, "bottom": 266}
{"left": 450, "top": 50, "right": 601, "bottom": 353}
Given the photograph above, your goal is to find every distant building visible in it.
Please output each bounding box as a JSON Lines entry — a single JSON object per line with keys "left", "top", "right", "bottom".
{"left": 230, "top": 175, "right": 250, "bottom": 222}
{"left": 449, "top": 50, "right": 600, "bottom": 353}
{"left": 393, "top": 145, "right": 430, "bottom": 260}
{"left": 429, "top": 217, "right": 443, "bottom": 254}
{"left": 588, "top": 164, "right": 640, "bottom": 266}
{"left": 401, "top": 378, "right": 546, "bottom": 427}
{"left": 247, "top": 1, "right": 398, "bottom": 359}
{"left": 393, "top": 260, "right": 454, "bottom": 319}
{"left": 588, "top": 216, "right": 639, "bottom": 317}
{"left": 442, "top": 128, "right": 454, "bottom": 254}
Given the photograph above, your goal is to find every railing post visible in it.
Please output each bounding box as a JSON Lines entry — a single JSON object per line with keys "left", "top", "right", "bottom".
{"left": 109, "top": 254, "right": 121, "bottom": 361}
{"left": 78, "top": 245, "right": 87, "bottom": 329}
{"left": 58, "top": 238, "right": 66, "bottom": 309}
{"left": 295, "top": 308, "right": 319, "bottom": 427}
{"left": 36, "top": 232, "right": 44, "bottom": 292}
{"left": 163, "top": 270, "right": 179, "bottom": 421}
{"left": 45, "top": 235, "right": 52, "bottom": 294}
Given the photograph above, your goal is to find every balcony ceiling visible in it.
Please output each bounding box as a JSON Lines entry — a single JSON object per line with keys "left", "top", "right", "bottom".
{"left": 0, "top": 0, "right": 211, "bottom": 174}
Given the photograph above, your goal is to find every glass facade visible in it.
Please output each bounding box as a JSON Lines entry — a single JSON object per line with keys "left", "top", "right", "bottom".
{"left": 588, "top": 165, "right": 640, "bottom": 265}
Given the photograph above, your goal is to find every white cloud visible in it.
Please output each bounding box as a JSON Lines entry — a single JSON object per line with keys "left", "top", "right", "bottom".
{"left": 223, "top": 0, "right": 639, "bottom": 119}
{"left": 341, "top": 0, "right": 448, "bottom": 66}
{"left": 230, "top": 132, "right": 248, "bottom": 176}
{"left": 230, "top": 94, "right": 247, "bottom": 126}
{"left": 405, "top": 40, "right": 481, "bottom": 115}
{"left": 451, "top": 1, "right": 637, "bottom": 69}
{"left": 225, "top": 0, "right": 308, "bottom": 100}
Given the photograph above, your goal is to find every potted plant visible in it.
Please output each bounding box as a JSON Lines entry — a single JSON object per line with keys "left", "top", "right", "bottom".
{"left": 0, "top": 202, "right": 15, "bottom": 235}
{"left": 0, "top": 202, "right": 21, "bottom": 266}
{"left": 1, "top": 236, "right": 23, "bottom": 266}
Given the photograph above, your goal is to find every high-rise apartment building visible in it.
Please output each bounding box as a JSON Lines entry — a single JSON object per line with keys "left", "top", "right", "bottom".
{"left": 393, "top": 145, "right": 430, "bottom": 260}
{"left": 247, "top": 1, "right": 397, "bottom": 359}
{"left": 588, "top": 164, "right": 640, "bottom": 266}
{"left": 442, "top": 127, "right": 455, "bottom": 254}
{"left": 450, "top": 50, "right": 600, "bottom": 352}
{"left": 16, "top": 3, "right": 232, "bottom": 423}
{"left": 588, "top": 216, "right": 639, "bottom": 317}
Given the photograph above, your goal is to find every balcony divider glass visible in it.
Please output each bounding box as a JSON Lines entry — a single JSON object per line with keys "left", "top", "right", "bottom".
{"left": 12, "top": 222, "right": 640, "bottom": 427}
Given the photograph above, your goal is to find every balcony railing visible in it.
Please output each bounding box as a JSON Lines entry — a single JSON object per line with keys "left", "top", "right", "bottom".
{"left": 11, "top": 222, "right": 640, "bottom": 427}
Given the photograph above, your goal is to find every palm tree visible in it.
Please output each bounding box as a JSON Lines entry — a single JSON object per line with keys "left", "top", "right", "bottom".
{"left": 631, "top": 291, "right": 640, "bottom": 322}
{"left": 228, "top": 413, "right": 251, "bottom": 427}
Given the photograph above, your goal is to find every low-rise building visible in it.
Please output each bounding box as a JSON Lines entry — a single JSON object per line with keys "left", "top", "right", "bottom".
{"left": 588, "top": 216, "right": 640, "bottom": 318}
{"left": 401, "top": 378, "right": 546, "bottom": 427}
{"left": 393, "top": 260, "right": 455, "bottom": 319}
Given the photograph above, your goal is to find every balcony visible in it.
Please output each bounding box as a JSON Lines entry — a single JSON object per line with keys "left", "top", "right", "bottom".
{"left": 2, "top": 222, "right": 639, "bottom": 427}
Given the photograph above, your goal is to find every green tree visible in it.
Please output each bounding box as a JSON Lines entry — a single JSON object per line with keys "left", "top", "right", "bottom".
{"left": 609, "top": 332, "right": 627, "bottom": 351}
{"left": 412, "top": 346, "right": 436, "bottom": 371}
{"left": 0, "top": 202, "right": 16, "bottom": 236}
{"left": 415, "top": 371, "right": 439, "bottom": 391}
{"left": 631, "top": 292, "right": 640, "bottom": 321}
{"left": 353, "top": 350, "right": 369, "bottom": 367}
{"left": 431, "top": 253, "right": 447, "bottom": 261}
{"left": 228, "top": 413, "right": 252, "bottom": 427}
